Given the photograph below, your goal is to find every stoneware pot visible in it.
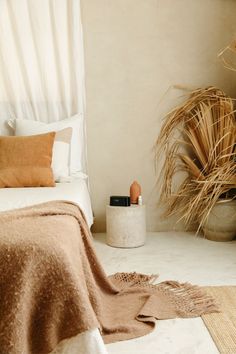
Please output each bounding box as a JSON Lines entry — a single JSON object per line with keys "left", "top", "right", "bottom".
{"left": 202, "top": 199, "right": 236, "bottom": 242}
{"left": 130, "top": 181, "right": 141, "bottom": 204}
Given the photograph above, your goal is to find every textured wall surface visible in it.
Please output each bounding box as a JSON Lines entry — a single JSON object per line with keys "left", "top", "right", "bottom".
{"left": 81, "top": 0, "right": 236, "bottom": 232}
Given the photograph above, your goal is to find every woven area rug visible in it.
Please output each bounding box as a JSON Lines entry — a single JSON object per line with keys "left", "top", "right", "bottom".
{"left": 202, "top": 286, "right": 236, "bottom": 354}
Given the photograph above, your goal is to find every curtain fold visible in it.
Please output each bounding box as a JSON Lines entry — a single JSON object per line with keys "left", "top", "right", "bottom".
{"left": 0, "top": 0, "right": 87, "bottom": 171}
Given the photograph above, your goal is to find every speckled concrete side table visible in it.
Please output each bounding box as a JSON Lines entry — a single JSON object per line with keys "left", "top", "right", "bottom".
{"left": 106, "top": 205, "right": 146, "bottom": 248}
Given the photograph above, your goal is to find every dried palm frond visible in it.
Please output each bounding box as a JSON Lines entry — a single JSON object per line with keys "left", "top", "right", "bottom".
{"left": 155, "top": 87, "right": 236, "bottom": 230}
{"left": 218, "top": 40, "right": 236, "bottom": 72}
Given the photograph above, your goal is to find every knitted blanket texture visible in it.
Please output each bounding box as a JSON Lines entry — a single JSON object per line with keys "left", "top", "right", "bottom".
{"left": 0, "top": 201, "right": 217, "bottom": 354}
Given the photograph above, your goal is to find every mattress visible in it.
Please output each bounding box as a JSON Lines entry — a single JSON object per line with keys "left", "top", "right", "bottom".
{"left": 0, "top": 177, "right": 93, "bottom": 228}
{"left": 0, "top": 179, "right": 108, "bottom": 354}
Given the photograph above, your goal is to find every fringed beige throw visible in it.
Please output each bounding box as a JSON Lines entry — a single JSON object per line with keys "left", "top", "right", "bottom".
{"left": 0, "top": 201, "right": 218, "bottom": 354}
{"left": 106, "top": 273, "right": 217, "bottom": 343}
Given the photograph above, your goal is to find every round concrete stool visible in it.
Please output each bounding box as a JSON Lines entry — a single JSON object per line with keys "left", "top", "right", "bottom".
{"left": 106, "top": 205, "right": 146, "bottom": 248}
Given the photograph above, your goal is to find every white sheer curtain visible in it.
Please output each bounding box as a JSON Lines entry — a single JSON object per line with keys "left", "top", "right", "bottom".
{"left": 0, "top": 0, "right": 87, "bottom": 171}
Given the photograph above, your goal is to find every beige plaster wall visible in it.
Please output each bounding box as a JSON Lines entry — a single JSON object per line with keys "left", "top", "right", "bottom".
{"left": 81, "top": 0, "right": 236, "bottom": 232}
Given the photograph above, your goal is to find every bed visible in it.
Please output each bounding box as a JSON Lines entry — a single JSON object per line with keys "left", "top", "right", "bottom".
{"left": 0, "top": 178, "right": 108, "bottom": 354}
{"left": 0, "top": 177, "right": 94, "bottom": 229}
{"left": 0, "top": 94, "right": 111, "bottom": 352}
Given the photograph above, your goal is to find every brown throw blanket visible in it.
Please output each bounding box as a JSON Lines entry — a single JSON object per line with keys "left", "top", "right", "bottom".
{"left": 0, "top": 201, "right": 217, "bottom": 354}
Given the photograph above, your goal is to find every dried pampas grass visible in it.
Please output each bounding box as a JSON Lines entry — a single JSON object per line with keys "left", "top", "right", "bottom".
{"left": 155, "top": 87, "right": 236, "bottom": 231}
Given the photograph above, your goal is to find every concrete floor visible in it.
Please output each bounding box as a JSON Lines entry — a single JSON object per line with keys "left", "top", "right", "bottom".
{"left": 93, "top": 232, "right": 236, "bottom": 354}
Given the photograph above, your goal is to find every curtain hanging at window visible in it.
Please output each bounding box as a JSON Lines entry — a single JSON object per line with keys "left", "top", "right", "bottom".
{"left": 0, "top": 0, "right": 87, "bottom": 172}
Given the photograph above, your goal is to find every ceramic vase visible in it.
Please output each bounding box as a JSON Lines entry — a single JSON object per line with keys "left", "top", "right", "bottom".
{"left": 130, "top": 181, "right": 141, "bottom": 204}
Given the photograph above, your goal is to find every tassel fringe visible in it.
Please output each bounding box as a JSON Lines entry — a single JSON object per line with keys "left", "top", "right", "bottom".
{"left": 110, "top": 272, "right": 219, "bottom": 318}
{"left": 110, "top": 272, "right": 159, "bottom": 290}
{"left": 158, "top": 280, "right": 219, "bottom": 316}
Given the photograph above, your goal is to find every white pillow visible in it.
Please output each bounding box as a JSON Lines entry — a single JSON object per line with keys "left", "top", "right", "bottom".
{"left": 8, "top": 115, "right": 82, "bottom": 175}
{"left": 52, "top": 128, "right": 72, "bottom": 182}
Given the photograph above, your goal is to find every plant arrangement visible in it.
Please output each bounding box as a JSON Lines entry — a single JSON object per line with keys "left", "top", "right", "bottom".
{"left": 155, "top": 86, "right": 236, "bottom": 233}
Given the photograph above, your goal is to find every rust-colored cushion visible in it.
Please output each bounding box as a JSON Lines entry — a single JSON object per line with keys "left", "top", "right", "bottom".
{"left": 0, "top": 132, "right": 56, "bottom": 187}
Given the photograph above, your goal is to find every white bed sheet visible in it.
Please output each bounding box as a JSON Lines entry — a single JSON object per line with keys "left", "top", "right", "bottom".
{"left": 0, "top": 179, "right": 108, "bottom": 354}
{"left": 0, "top": 177, "right": 93, "bottom": 228}
{"left": 51, "top": 328, "right": 108, "bottom": 354}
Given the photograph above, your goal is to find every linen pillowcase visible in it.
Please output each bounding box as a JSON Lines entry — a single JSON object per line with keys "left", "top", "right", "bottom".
{"left": 7, "top": 123, "right": 72, "bottom": 182}
{"left": 51, "top": 127, "right": 72, "bottom": 182}
{"left": 0, "top": 132, "right": 55, "bottom": 188}
{"left": 8, "top": 114, "right": 82, "bottom": 175}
